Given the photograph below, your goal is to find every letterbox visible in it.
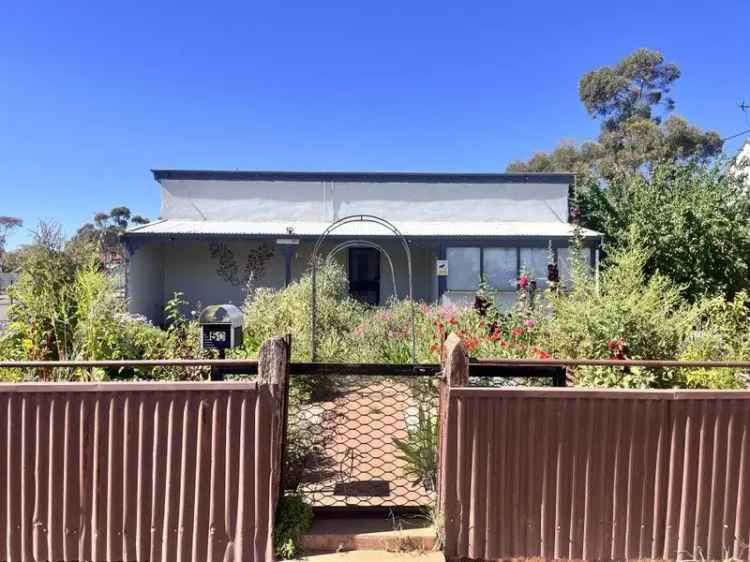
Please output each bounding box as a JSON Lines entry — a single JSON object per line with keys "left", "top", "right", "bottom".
{"left": 199, "top": 304, "right": 244, "bottom": 351}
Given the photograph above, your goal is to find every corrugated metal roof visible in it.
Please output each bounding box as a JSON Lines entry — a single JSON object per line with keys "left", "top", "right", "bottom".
{"left": 126, "top": 219, "right": 600, "bottom": 238}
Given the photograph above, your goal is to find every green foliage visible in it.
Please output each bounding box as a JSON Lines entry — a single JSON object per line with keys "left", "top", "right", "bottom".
{"left": 584, "top": 161, "right": 750, "bottom": 301}
{"left": 676, "top": 292, "right": 750, "bottom": 389}
{"left": 3, "top": 221, "right": 748, "bottom": 390}
{"left": 72, "top": 206, "right": 149, "bottom": 264}
{"left": 274, "top": 494, "right": 313, "bottom": 559}
{"left": 547, "top": 243, "right": 749, "bottom": 388}
{"left": 393, "top": 403, "right": 438, "bottom": 491}
{"left": 239, "top": 260, "right": 367, "bottom": 361}
{"left": 579, "top": 48, "right": 679, "bottom": 125}
{"left": 0, "top": 223, "right": 209, "bottom": 381}
{"left": 0, "top": 216, "right": 23, "bottom": 271}
{"left": 508, "top": 49, "right": 722, "bottom": 179}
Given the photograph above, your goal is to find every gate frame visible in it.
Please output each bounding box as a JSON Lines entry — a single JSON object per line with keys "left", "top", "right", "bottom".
{"left": 310, "top": 214, "right": 416, "bottom": 364}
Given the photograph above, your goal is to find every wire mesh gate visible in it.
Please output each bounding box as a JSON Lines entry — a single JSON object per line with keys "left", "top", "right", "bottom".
{"left": 211, "top": 360, "right": 565, "bottom": 512}
{"left": 279, "top": 363, "right": 566, "bottom": 513}
{"left": 285, "top": 371, "right": 438, "bottom": 511}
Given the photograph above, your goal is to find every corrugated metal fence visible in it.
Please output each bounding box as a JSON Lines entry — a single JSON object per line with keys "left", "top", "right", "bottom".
{"left": 438, "top": 337, "right": 750, "bottom": 561}
{"left": 0, "top": 378, "right": 285, "bottom": 562}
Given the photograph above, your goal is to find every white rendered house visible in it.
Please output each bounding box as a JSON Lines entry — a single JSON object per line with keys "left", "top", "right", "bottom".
{"left": 124, "top": 170, "right": 601, "bottom": 323}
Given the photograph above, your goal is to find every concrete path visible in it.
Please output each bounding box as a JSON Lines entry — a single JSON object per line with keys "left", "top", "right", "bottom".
{"left": 299, "top": 517, "right": 436, "bottom": 553}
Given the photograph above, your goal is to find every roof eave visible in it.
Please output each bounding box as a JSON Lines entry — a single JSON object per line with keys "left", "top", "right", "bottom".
{"left": 151, "top": 169, "right": 576, "bottom": 185}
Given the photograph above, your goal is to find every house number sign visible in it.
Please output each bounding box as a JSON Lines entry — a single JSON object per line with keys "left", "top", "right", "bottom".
{"left": 436, "top": 259, "right": 448, "bottom": 276}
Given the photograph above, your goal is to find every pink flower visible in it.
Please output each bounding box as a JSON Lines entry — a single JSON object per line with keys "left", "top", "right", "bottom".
{"left": 518, "top": 273, "right": 529, "bottom": 290}
{"left": 524, "top": 318, "right": 536, "bottom": 329}
{"left": 377, "top": 311, "right": 393, "bottom": 322}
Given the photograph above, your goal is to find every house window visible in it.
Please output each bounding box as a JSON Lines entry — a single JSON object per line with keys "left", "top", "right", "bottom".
{"left": 446, "top": 247, "right": 480, "bottom": 290}
{"left": 557, "top": 247, "right": 594, "bottom": 285}
{"left": 483, "top": 248, "right": 517, "bottom": 291}
{"left": 446, "top": 245, "right": 561, "bottom": 293}
{"left": 520, "top": 248, "right": 550, "bottom": 288}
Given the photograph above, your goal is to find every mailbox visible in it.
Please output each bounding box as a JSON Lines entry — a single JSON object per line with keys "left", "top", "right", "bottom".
{"left": 199, "top": 304, "right": 244, "bottom": 351}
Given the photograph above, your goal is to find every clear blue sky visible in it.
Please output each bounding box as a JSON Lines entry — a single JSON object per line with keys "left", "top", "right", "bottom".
{"left": 2, "top": 0, "right": 749, "bottom": 248}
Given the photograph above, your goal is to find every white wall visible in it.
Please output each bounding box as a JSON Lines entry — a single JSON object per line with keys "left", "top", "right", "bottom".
{"left": 127, "top": 243, "right": 165, "bottom": 323}
{"left": 127, "top": 238, "right": 439, "bottom": 321}
{"left": 159, "top": 179, "right": 569, "bottom": 224}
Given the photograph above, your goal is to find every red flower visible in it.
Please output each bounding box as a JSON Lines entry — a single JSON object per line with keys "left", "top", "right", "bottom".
{"left": 510, "top": 327, "right": 524, "bottom": 338}
{"left": 429, "top": 342, "right": 441, "bottom": 354}
{"left": 531, "top": 346, "right": 551, "bottom": 359}
{"left": 489, "top": 329, "right": 502, "bottom": 342}
{"left": 607, "top": 338, "right": 629, "bottom": 359}
{"left": 518, "top": 273, "right": 530, "bottom": 290}
{"left": 463, "top": 336, "right": 481, "bottom": 352}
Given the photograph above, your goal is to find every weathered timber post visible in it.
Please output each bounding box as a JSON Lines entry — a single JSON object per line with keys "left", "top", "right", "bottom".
{"left": 437, "top": 333, "right": 468, "bottom": 519}
{"left": 258, "top": 335, "right": 291, "bottom": 507}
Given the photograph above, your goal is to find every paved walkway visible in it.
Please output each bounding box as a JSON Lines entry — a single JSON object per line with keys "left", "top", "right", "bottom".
{"left": 299, "top": 517, "right": 436, "bottom": 553}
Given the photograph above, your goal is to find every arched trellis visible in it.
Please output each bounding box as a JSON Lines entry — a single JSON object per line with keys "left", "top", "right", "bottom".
{"left": 311, "top": 215, "right": 416, "bottom": 364}
{"left": 325, "top": 239, "right": 398, "bottom": 299}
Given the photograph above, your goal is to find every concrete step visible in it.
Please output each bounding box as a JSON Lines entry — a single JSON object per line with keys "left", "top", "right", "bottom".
{"left": 298, "top": 517, "right": 437, "bottom": 554}
{"left": 297, "top": 551, "right": 444, "bottom": 561}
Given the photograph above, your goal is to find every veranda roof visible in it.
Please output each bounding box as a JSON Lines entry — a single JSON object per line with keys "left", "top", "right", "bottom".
{"left": 125, "top": 219, "right": 600, "bottom": 239}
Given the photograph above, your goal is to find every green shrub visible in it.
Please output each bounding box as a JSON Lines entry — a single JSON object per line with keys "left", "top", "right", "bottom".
{"left": 240, "top": 261, "right": 366, "bottom": 361}
{"left": 274, "top": 494, "right": 313, "bottom": 559}
{"left": 393, "top": 402, "right": 438, "bottom": 491}
{"left": 544, "top": 242, "right": 750, "bottom": 388}
{"left": 675, "top": 292, "right": 750, "bottom": 388}
{"left": 1, "top": 224, "right": 211, "bottom": 380}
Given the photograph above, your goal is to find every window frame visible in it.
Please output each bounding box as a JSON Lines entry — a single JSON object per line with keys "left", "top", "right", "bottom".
{"left": 443, "top": 242, "right": 573, "bottom": 293}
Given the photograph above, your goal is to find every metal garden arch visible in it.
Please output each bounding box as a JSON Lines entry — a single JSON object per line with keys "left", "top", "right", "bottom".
{"left": 310, "top": 215, "right": 416, "bottom": 363}
{"left": 325, "top": 239, "right": 398, "bottom": 299}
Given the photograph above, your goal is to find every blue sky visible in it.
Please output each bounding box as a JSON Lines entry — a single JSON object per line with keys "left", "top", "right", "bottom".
{"left": 2, "top": 0, "right": 749, "bottom": 248}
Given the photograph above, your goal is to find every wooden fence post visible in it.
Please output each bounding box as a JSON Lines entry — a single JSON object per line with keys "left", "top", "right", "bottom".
{"left": 257, "top": 335, "right": 291, "bottom": 507}
{"left": 437, "top": 333, "right": 468, "bottom": 518}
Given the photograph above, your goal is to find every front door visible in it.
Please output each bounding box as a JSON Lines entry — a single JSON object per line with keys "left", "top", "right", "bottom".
{"left": 348, "top": 247, "right": 380, "bottom": 305}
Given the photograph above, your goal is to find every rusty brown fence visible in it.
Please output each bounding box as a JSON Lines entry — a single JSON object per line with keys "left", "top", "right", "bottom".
{"left": 0, "top": 337, "right": 289, "bottom": 562}
{"left": 438, "top": 334, "right": 750, "bottom": 562}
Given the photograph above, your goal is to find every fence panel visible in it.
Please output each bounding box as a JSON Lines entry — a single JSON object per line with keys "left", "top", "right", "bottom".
{"left": 0, "top": 381, "right": 283, "bottom": 562}
{"left": 440, "top": 387, "right": 750, "bottom": 562}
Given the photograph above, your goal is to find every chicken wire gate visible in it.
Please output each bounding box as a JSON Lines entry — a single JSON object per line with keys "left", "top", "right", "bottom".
{"left": 0, "top": 358, "right": 566, "bottom": 517}
{"left": 211, "top": 359, "right": 567, "bottom": 515}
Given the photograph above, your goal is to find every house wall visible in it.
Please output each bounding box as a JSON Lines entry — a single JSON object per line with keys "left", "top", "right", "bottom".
{"left": 127, "top": 235, "right": 593, "bottom": 322}
{"left": 127, "top": 238, "right": 439, "bottom": 321}
{"left": 126, "top": 243, "right": 165, "bottom": 323}
{"left": 158, "top": 178, "right": 569, "bottom": 224}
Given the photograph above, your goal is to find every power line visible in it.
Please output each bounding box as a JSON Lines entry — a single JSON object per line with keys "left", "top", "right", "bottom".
{"left": 723, "top": 128, "right": 750, "bottom": 142}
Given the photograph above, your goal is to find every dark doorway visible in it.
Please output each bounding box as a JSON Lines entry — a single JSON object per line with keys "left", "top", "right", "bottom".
{"left": 348, "top": 247, "right": 380, "bottom": 305}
